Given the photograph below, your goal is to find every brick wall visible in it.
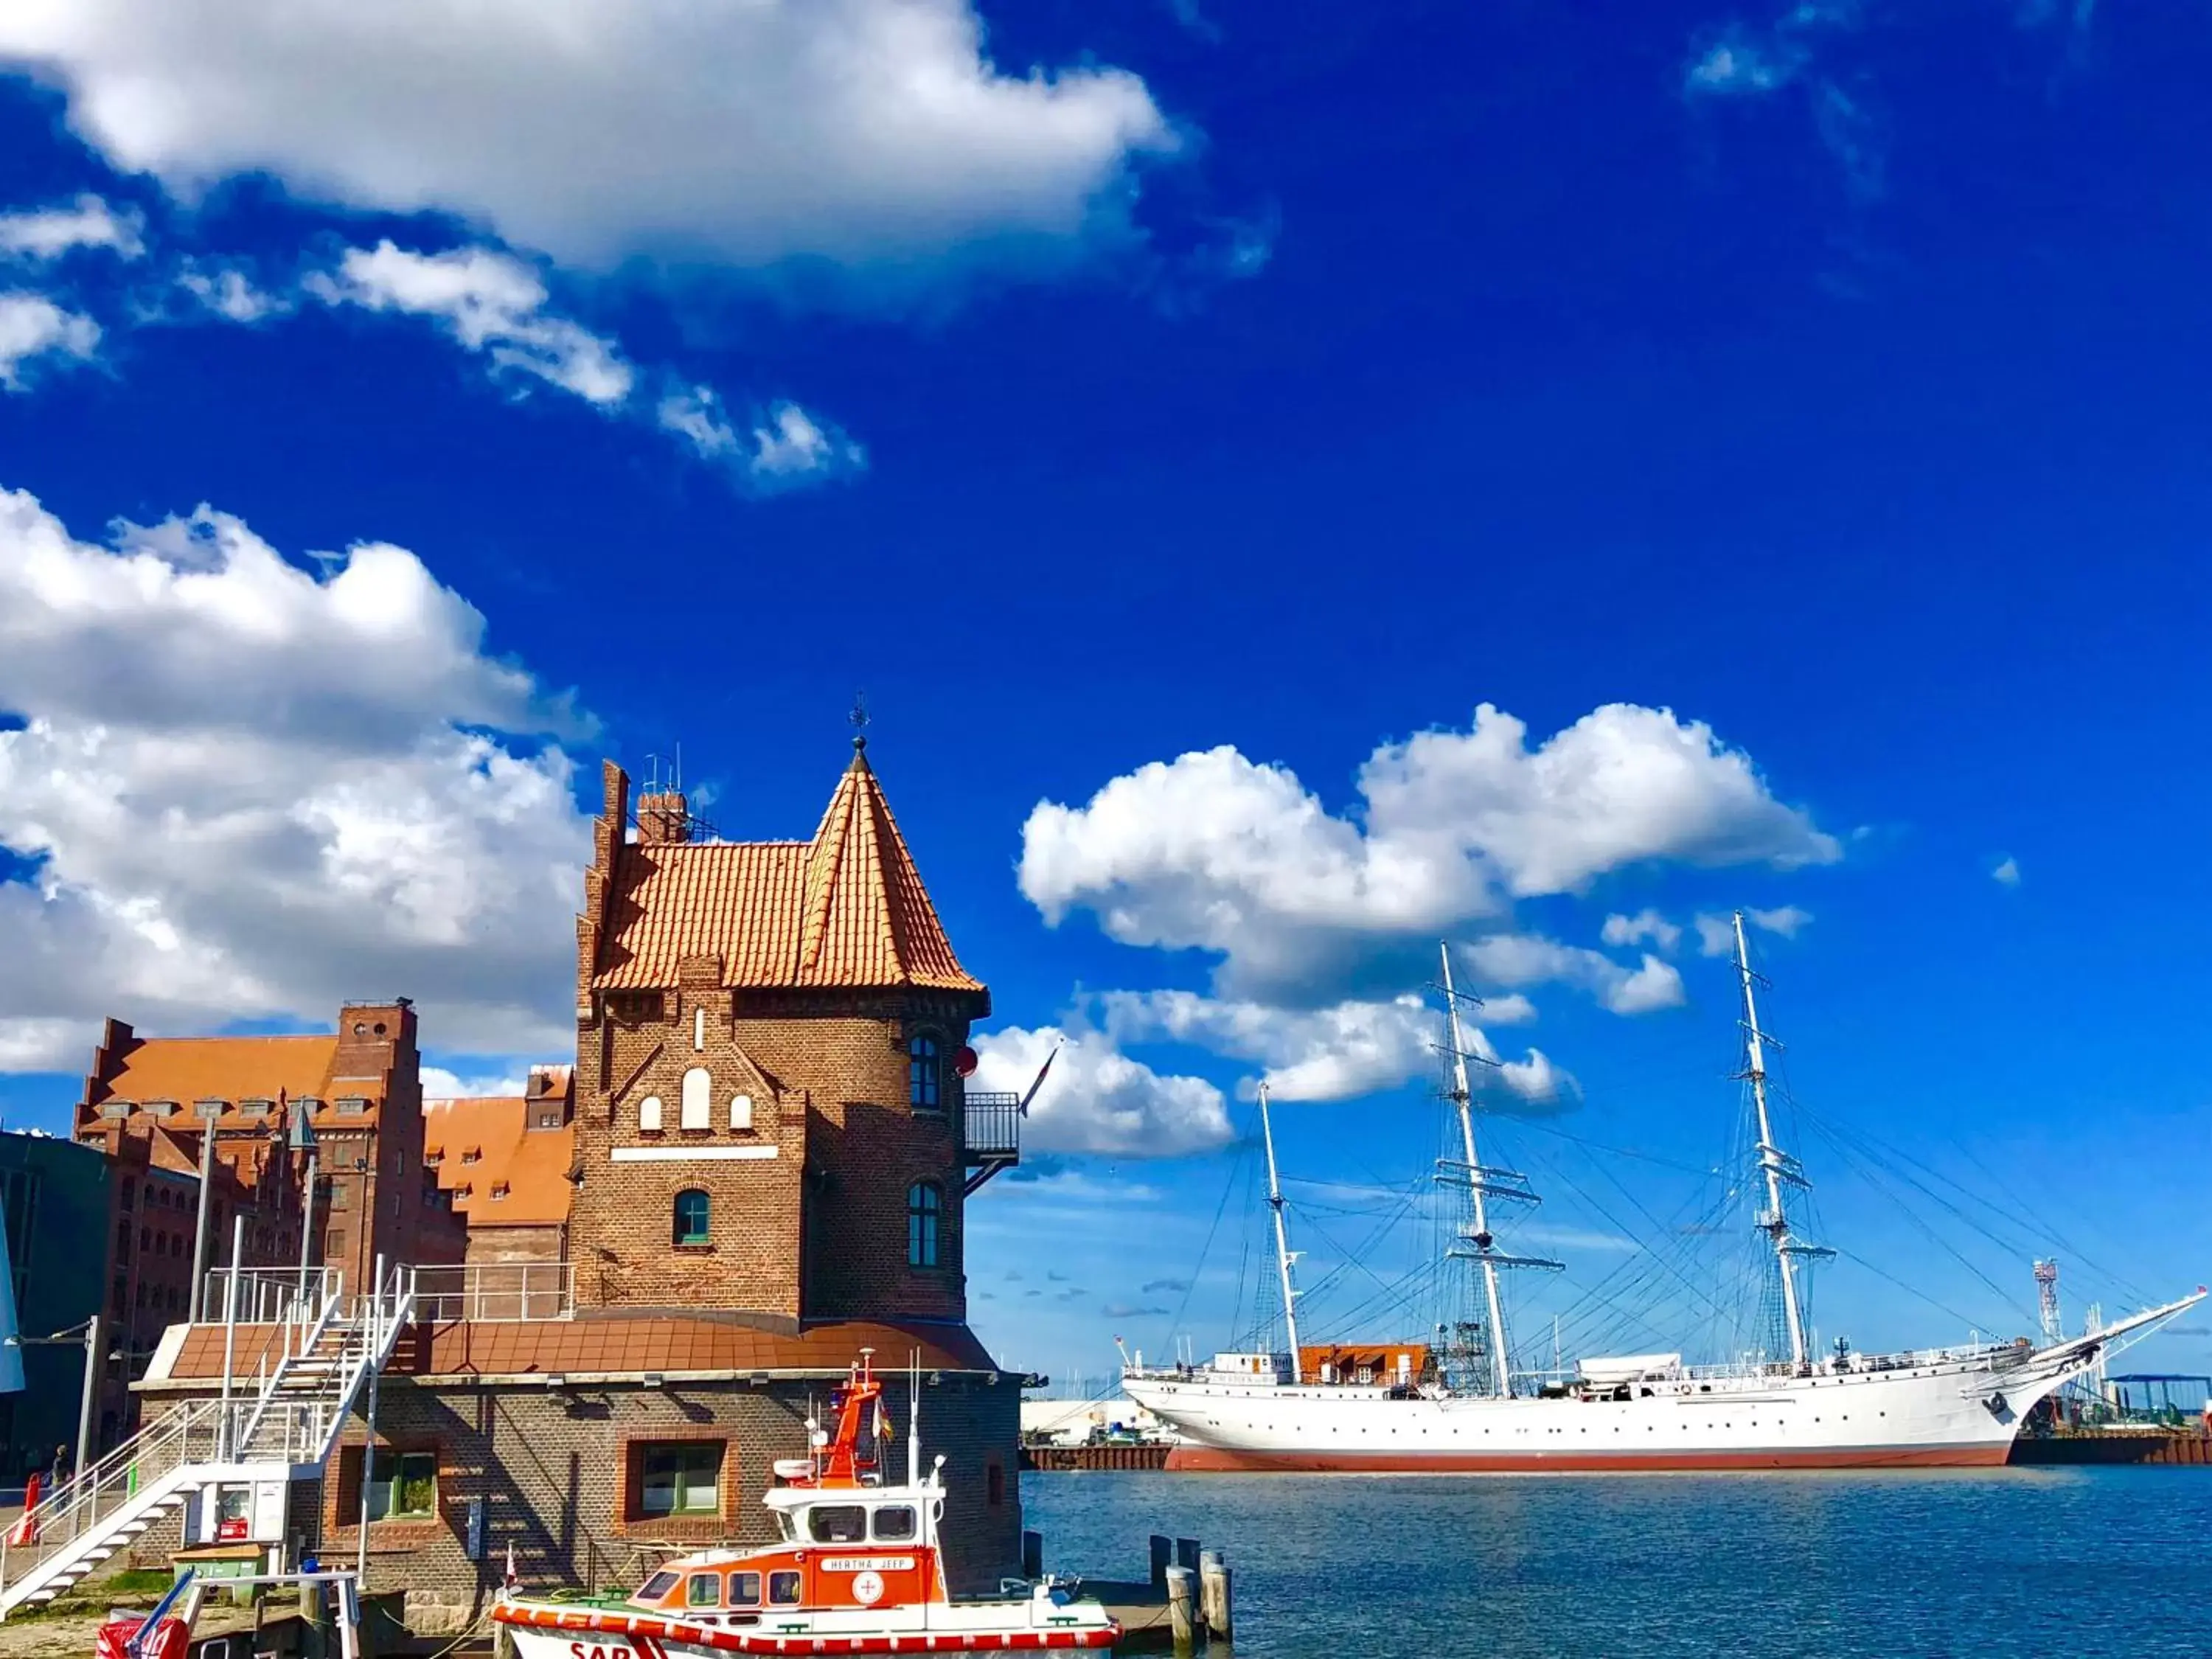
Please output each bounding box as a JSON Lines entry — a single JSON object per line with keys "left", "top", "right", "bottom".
{"left": 570, "top": 985, "right": 974, "bottom": 1324}
{"left": 135, "top": 1370, "right": 1023, "bottom": 1635}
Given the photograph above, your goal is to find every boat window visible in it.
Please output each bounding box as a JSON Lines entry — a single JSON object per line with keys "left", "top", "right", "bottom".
{"left": 873, "top": 1505, "right": 917, "bottom": 1542}
{"left": 686, "top": 1573, "right": 721, "bottom": 1607}
{"left": 768, "top": 1571, "right": 803, "bottom": 1606}
{"left": 807, "top": 1504, "right": 869, "bottom": 1543}
{"left": 635, "top": 1572, "right": 679, "bottom": 1602}
{"left": 727, "top": 1571, "right": 762, "bottom": 1606}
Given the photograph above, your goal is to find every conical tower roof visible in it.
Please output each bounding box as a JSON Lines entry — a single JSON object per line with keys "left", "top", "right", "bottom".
{"left": 798, "top": 740, "right": 983, "bottom": 992}
{"left": 588, "top": 742, "right": 985, "bottom": 999}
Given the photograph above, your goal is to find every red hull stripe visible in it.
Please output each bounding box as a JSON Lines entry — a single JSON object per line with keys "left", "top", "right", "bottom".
{"left": 491, "top": 1602, "right": 1120, "bottom": 1654}
{"left": 1164, "top": 1442, "right": 2010, "bottom": 1472}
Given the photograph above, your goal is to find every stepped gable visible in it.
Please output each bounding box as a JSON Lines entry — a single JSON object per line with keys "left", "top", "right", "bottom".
{"left": 591, "top": 742, "right": 985, "bottom": 1001}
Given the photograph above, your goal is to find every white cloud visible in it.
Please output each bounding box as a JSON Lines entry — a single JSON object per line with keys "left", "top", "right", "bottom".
{"left": 1602, "top": 908, "right": 1681, "bottom": 952}
{"left": 1018, "top": 703, "right": 1835, "bottom": 998}
{"left": 1992, "top": 856, "right": 2021, "bottom": 888}
{"left": 1693, "top": 905, "right": 1813, "bottom": 958}
{"left": 1478, "top": 992, "right": 1537, "bottom": 1026}
{"left": 0, "top": 293, "right": 100, "bottom": 389}
{"left": 0, "top": 484, "right": 591, "bottom": 1071}
{"left": 1685, "top": 32, "right": 1803, "bottom": 95}
{"left": 177, "top": 262, "right": 289, "bottom": 324}
{"left": 0, "top": 0, "right": 1176, "bottom": 279}
{"left": 1104, "top": 990, "right": 1438, "bottom": 1104}
{"left": 0, "top": 193, "right": 144, "bottom": 260}
{"left": 310, "top": 242, "right": 633, "bottom": 406}
{"left": 1097, "top": 988, "right": 1569, "bottom": 1110}
{"left": 657, "top": 389, "right": 867, "bottom": 493}
{"left": 1461, "top": 934, "right": 1686, "bottom": 1016}
{"left": 970, "top": 1024, "right": 1231, "bottom": 1158}
{"left": 420, "top": 1065, "right": 531, "bottom": 1101}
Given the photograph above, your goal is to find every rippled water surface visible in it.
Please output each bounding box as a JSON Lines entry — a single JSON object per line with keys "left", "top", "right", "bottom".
{"left": 1022, "top": 1467, "right": 2212, "bottom": 1658}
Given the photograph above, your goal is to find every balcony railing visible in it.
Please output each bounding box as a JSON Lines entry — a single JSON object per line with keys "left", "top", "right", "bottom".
{"left": 962, "top": 1091, "right": 1022, "bottom": 1162}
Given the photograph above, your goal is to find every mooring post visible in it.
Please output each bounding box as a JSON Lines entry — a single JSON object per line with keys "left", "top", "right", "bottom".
{"left": 1200, "top": 1551, "right": 1233, "bottom": 1645}
{"left": 1166, "top": 1564, "right": 1197, "bottom": 1657}
{"left": 1149, "top": 1533, "right": 1172, "bottom": 1590}
{"left": 1021, "top": 1529, "right": 1043, "bottom": 1579}
{"left": 1175, "top": 1536, "right": 1200, "bottom": 1573}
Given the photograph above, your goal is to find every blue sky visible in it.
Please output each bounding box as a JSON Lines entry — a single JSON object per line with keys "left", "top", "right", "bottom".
{"left": 1, "top": 1, "right": 2207, "bottom": 1387}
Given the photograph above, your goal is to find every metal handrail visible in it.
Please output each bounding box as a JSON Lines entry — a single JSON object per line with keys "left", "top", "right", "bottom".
{"left": 410, "top": 1260, "right": 574, "bottom": 1323}
{"left": 198, "top": 1266, "right": 343, "bottom": 1326}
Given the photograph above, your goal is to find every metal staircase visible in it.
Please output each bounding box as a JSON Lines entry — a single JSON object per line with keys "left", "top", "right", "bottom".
{"left": 0, "top": 1265, "right": 416, "bottom": 1618}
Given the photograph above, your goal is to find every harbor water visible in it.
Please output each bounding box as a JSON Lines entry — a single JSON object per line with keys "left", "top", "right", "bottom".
{"left": 1023, "top": 1468, "right": 2212, "bottom": 1657}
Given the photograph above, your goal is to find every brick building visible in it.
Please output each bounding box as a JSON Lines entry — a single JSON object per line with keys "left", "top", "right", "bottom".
{"left": 129, "top": 742, "right": 1029, "bottom": 1632}
{"left": 75, "top": 1004, "right": 467, "bottom": 1300}
{"left": 570, "top": 742, "right": 991, "bottom": 1324}
{"left": 423, "top": 1065, "right": 577, "bottom": 1265}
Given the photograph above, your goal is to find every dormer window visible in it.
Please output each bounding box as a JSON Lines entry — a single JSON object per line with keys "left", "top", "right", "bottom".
{"left": 335, "top": 1096, "right": 370, "bottom": 1116}
{"left": 490, "top": 1182, "right": 510, "bottom": 1200}
{"left": 145, "top": 1099, "right": 178, "bottom": 1119}
{"left": 424, "top": 1150, "right": 443, "bottom": 1167}
{"left": 461, "top": 1147, "right": 481, "bottom": 1165}
{"left": 239, "top": 1098, "right": 273, "bottom": 1118}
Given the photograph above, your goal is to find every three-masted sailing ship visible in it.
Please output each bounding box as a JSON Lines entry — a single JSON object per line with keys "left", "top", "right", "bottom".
{"left": 1124, "top": 914, "right": 2202, "bottom": 1470}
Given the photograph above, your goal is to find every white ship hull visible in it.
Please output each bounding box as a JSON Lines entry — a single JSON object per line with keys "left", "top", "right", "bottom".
{"left": 1125, "top": 1315, "right": 2180, "bottom": 1474}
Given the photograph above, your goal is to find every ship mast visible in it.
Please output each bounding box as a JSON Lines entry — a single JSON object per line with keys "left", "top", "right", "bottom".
{"left": 1437, "top": 942, "right": 1560, "bottom": 1398}
{"left": 1731, "top": 909, "right": 1832, "bottom": 1370}
{"left": 1256, "top": 1080, "right": 1304, "bottom": 1382}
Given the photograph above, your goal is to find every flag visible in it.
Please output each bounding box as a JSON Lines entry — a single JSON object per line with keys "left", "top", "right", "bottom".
{"left": 7, "top": 1472, "right": 40, "bottom": 1548}
{"left": 502, "top": 1543, "right": 518, "bottom": 1596}
{"left": 873, "top": 1399, "right": 894, "bottom": 1444}
{"left": 1018, "top": 1046, "right": 1059, "bottom": 1116}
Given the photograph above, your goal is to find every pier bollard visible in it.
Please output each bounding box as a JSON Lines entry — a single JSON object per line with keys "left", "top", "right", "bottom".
{"left": 1022, "top": 1530, "right": 1043, "bottom": 1579}
{"left": 1150, "top": 1534, "right": 1172, "bottom": 1590}
{"left": 1199, "top": 1550, "right": 1231, "bottom": 1643}
{"left": 1165, "top": 1565, "right": 1197, "bottom": 1658}
{"left": 1175, "top": 1537, "right": 1200, "bottom": 1573}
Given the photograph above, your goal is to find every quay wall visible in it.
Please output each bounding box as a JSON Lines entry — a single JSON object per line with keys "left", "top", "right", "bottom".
{"left": 2011, "top": 1430, "right": 2212, "bottom": 1467}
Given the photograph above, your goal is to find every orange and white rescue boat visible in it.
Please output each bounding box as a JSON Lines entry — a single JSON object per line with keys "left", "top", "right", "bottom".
{"left": 493, "top": 1355, "right": 1119, "bottom": 1658}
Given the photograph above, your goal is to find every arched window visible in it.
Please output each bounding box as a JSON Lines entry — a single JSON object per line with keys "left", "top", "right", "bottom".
{"left": 639, "top": 1095, "right": 663, "bottom": 1132}
{"left": 681, "top": 1067, "right": 712, "bottom": 1130}
{"left": 673, "top": 1189, "right": 711, "bottom": 1247}
{"left": 908, "top": 1034, "right": 941, "bottom": 1111}
{"left": 729, "top": 1094, "right": 754, "bottom": 1131}
{"left": 906, "top": 1182, "right": 941, "bottom": 1269}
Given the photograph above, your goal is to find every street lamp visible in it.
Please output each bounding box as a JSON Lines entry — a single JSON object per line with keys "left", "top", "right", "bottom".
{"left": 4, "top": 1316, "right": 104, "bottom": 1489}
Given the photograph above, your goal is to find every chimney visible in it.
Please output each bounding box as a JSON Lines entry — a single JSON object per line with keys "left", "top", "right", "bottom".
{"left": 636, "top": 790, "right": 691, "bottom": 845}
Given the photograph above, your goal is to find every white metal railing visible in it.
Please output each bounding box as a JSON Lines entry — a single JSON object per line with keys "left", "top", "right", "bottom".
{"left": 409, "top": 1260, "right": 574, "bottom": 1323}
{"left": 197, "top": 1266, "right": 343, "bottom": 1326}
{"left": 0, "top": 1265, "right": 419, "bottom": 1614}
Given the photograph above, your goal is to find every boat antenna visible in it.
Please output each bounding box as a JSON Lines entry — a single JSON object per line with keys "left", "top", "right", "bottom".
{"left": 1733, "top": 909, "right": 1833, "bottom": 1370}
{"left": 907, "top": 1348, "right": 921, "bottom": 1489}
{"left": 1256, "top": 1079, "right": 1304, "bottom": 1382}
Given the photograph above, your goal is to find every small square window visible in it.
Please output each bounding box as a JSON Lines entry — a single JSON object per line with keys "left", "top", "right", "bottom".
{"left": 726, "top": 1571, "right": 761, "bottom": 1607}
{"left": 686, "top": 1573, "right": 720, "bottom": 1608}
{"left": 768, "top": 1571, "right": 801, "bottom": 1607}
{"left": 637, "top": 1442, "right": 722, "bottom": 1517}
{"left": 364, "top": 1450, "right": 437, "bottom": 1521}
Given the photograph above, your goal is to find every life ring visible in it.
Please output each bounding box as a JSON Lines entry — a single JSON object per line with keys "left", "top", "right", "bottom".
{"left": 852, "top": 1571, "right": 886, "bottom": 1606}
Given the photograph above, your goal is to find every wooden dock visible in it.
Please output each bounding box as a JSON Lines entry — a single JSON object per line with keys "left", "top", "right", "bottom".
{"left": 1020, "top": 1443, "right": 1172, "bottom": 1472}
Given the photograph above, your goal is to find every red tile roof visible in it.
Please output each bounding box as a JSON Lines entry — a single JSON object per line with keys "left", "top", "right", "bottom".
{"left": 96, "top": 1035, "right": 344, "bottom": 1111}
{"left": 595, "top": 748, "right": 982, "bottom": 995}
{"left": 157, "top": 1316, "right": 998, "bottom": 1380}
{"left": 422, "top": 1096, "right": 576, "bottom": 1228}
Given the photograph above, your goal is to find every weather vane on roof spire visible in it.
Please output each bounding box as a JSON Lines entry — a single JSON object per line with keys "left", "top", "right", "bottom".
{"left": 849, "top": 691, "right": 869, "bottom": 754}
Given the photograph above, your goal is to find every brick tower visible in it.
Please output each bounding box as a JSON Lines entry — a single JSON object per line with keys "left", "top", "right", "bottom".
{"left": 569, "top": 738, "right": 992, "bottom": 1324}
